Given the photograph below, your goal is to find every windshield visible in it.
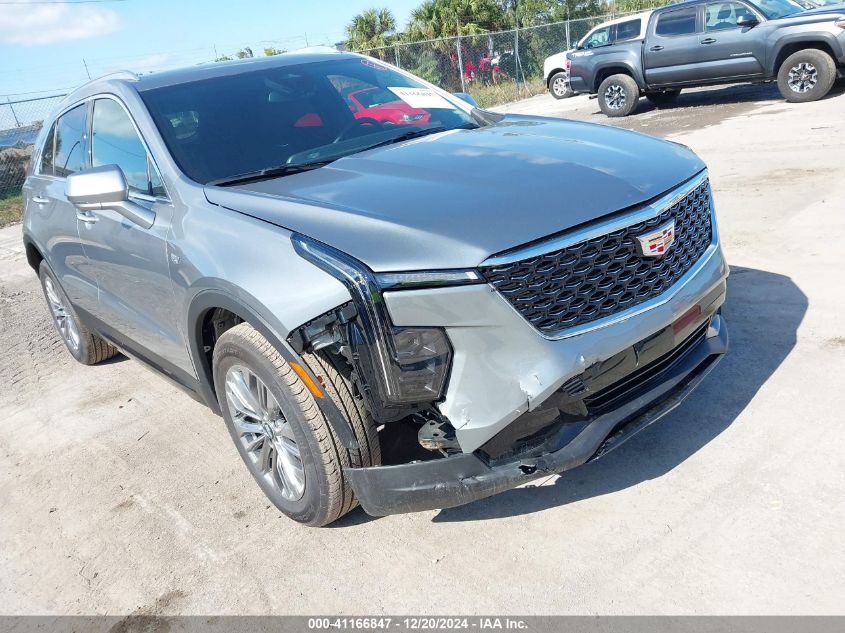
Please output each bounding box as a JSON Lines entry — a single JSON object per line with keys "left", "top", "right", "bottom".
{"left": 751, "top": 0, "right": 806, "bottom": 17}
{"left": 140, "top": 57, "right": 479, "bottom": 185}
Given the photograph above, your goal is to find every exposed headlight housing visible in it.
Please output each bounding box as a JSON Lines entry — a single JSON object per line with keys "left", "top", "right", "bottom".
{"left": 292, "top": 235, "right": 479, "bottom": 406}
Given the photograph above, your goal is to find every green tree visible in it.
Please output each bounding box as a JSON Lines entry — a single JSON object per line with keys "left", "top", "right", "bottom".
{"left": 263, "top": 47, "right": 286, "bottom": 56}
{"left": 345, "top": 8, "right": 397, "bottom": 51}
{"left": 407, "top": 0, "right": 509, "bottom": 39}
{"left": 235, "top": 47, "right": 254, "bottom": 59}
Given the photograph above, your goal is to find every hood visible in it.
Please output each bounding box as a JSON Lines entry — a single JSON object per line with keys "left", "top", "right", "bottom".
{"left": 781, "top": 4, "right": 845, "bottom": 17}
{"left": 204, "top": 116, "right": 705, "bottom": 272}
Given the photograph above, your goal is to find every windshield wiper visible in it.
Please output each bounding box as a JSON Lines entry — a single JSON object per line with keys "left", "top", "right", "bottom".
{"left": 353, "top": 123, "right": 477, "bottom": 155}
{"left": 208, "top": 160, "right": 333, "bottom": 187}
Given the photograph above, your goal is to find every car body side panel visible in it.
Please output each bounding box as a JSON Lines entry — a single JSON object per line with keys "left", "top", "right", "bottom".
{"left": 166, "top": 183, "right": 352, "bottom": 351}
{"left": 23, "top": 175, "right": 99, "bottom": 314}
{"left": 384, "top": 244, "right": 728, "bottom": 453}
{"left": 569, "top": 43, "right": 646, "bottom": 92}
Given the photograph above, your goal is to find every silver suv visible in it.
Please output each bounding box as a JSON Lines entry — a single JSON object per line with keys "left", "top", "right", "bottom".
{"left": 23, "top": 50, "right": 729, "bottom": 526}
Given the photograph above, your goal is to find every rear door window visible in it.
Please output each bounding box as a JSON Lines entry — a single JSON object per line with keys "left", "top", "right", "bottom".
{"left": 615, "top": 19, "right": 642, "bottom": 42}
{"left": 656, "top": 7, "right": 699, "bottom": 36}
{"left": 53, "top": 104, "right": 88, "bottom": 177}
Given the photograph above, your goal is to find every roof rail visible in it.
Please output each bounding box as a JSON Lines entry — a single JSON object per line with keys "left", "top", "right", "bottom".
{"left": 93, "top": 70, "right": 141, "bottom": 82}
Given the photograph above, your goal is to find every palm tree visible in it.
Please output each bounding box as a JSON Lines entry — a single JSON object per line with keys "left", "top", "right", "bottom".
{"left": 407, "top": 0, "right": 508, "bottom": 39}
{"left": 345, "top": 8, "right": 397, "bottom": 52}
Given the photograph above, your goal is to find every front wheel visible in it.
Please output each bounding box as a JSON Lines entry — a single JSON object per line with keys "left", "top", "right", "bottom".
{"left": 597, "top": 74, "right": 640, "bottom": 117}
{"left": 777, "top": 49, "right": 836, "bottom": 103}
{"left": 213, "top": 323, "right": 380, "bottom": 526}
{"left": 549, "top": 72, "right": 574, "bottom": 99}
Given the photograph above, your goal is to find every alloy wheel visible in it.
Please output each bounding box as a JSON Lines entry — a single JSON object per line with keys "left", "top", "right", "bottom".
{"left": 224, "top": 364, "right": 306, "bottom": 501}
{"left": 787, "top": 62, "right": 817, "bottom": 94}
{"left": 552, "top": 76, "right": 569, "bottom": 97}
{"left": 44, "top": 276, "right": 80, "bottom": 352}
{"left": 604, "top": 84, "right": 626, "bottom": 110}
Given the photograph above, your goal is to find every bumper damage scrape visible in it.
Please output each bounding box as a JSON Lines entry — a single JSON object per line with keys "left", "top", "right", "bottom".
{"left": 345, "top": 315, "right": 728, "bottom": 517}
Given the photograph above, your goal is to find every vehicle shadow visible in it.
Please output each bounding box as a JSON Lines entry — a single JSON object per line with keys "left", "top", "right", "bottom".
{"left": 629, "top": 80, "right": 845, "bottom": 116}
{"left": 428, "top": 265, "right": 806, "bottom": 523}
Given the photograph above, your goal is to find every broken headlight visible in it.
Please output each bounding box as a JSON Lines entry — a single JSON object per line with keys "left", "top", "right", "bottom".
{"left": 292, "top": 234, "right": 472, "bottom": 406}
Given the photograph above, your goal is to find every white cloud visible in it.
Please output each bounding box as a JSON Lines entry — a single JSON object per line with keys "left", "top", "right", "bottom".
{"left": 0, "top": 1, "right": 120, "bottom": 45}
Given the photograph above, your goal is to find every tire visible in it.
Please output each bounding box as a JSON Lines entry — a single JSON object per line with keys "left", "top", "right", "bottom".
{"left": 549, "top": 71, "right": 574, "bottom": 99}
{"left": 38, "top": 261, "right": 118, "bottom": 365}
{"left": 645, "top": 89, "right": 681, "bottom": 107}
{"left": 777, "top": 49, "right": 836, "bottom": 103}
{"left": 212, "top": 323, "right": 380, "bottom": 526}
{"left": 597, "top": 74, "right": 640, "bottom": 117}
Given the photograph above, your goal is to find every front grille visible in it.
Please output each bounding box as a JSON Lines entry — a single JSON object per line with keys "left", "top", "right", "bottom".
{"left": 481, "top": 179, "right": 713, "bottom": 335}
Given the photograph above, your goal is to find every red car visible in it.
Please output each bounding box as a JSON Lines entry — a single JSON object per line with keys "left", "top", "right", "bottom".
{"left": 345, "top": 87, "right": 431, "bottom": 125}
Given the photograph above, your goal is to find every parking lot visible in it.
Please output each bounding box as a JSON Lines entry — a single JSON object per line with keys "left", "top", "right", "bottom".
{"left": 1, "top": 83, "right": 844, "bottom": 615}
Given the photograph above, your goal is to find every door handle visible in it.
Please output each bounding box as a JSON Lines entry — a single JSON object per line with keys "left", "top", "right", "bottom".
{"left": 76, "top": 210, "right": 99, "bottom": 224}
{"left": 32, "top": 196, "right": 49, "bottom": 205}
{"left": 650, "top": 45, "right": 664, "bottom": 51}
{"left": 700, "top": 38, "right": 717, "bottom": 44}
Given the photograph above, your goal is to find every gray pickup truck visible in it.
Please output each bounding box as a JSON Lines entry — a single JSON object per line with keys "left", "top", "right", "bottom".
{"left": 568, "top": 0, "right": 845, "bottom": 116}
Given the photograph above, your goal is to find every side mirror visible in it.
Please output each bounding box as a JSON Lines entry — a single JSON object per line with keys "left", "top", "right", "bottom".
{"left": 66, "top": 164, "right": 155, "bottom": 229}
{"left": 736, "top": 15, "right": 759, "bottom": 27}
{"left": 452, "top": 92, "right": 479, "bottom": 108}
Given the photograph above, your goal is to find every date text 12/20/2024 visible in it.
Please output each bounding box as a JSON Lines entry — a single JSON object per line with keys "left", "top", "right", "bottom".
{"left": 308, "top": 618, "right": 530, "bottom": 630}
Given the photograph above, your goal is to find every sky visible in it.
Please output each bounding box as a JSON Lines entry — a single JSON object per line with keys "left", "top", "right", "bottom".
{"left": 0, "top": 0, "right": 422, "bottom": 99}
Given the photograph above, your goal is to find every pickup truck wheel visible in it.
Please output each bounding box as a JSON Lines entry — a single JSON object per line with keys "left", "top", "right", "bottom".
{"left": 38, "top": 261, "right": 118, "bottom": 365}
{"left": 549, "top": 72, "right": 574, "bottom": 99}
{"left": 645, "top": 90, "right": 681, "bottom": 107}
{"left": 777, "top": 49, "right": 836, "bottom": 103}
{"left": 213, "top": 323, "right": 380, "bottom": 526}
{"left": 598, "top": 74, "right": 639, "bottom": 117}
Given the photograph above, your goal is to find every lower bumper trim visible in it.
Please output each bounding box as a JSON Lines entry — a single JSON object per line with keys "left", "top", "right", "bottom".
{"left": 346, "top": 317, "right": 728, "bottom": 517}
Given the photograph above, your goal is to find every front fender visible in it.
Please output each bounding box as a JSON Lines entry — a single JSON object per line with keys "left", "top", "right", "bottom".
{"left": 766, "top": 28, "right": 845, "bottom": 74}
{"left": 186, "top": 287, "right": 359, "bottom": 450}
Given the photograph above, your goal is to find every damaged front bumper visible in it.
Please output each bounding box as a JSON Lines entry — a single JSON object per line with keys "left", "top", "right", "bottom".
{"left": 345, "top": 311, "right": 727, "bottom": 517}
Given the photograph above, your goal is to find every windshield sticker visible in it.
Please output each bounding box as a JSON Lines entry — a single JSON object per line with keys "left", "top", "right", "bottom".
{"left": 388, "top": 87, "right": 454, "bottom": 110}
{"left": 360, "top": 58, "right": 389, "bottom": 71}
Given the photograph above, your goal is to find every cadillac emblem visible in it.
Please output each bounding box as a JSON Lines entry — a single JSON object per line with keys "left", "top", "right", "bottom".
{"left": 636, "top": 220, "right": 676, "bottom": 257}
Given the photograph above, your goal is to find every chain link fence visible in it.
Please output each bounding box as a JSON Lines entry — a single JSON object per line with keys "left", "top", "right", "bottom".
{"left": 357, "top": 15, "right": 622, "bottom": 108}
{"left": 1, "top": 94, "right": 66, "bottom": 199}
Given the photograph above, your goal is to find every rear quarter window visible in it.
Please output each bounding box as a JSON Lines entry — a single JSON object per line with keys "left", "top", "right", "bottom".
{"left": 616, "top": 19, "right": 642, "bottom": 42}
{"left": 38, "top": 123, "right": 56, "bottom": 175}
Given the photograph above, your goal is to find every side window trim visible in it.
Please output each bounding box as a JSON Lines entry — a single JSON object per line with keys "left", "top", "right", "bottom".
{"left": 90, "top": 94, "right": 171, "bottom": 203}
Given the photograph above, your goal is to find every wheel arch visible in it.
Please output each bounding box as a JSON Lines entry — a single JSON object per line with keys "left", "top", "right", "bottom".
{"left": 22, "top": 234, "right": 44, "bottom": 273}
{"left": 593, "top": 64, "right": 640, "bottom": 93}
{"left": 546, "top": 68, "right": 567, "bottom": 87}
{"left": 770, "top": 38, "right": 839, "bottom": 76}
{"left": 186, "top": 288, "right": 359, "bottom": 449}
